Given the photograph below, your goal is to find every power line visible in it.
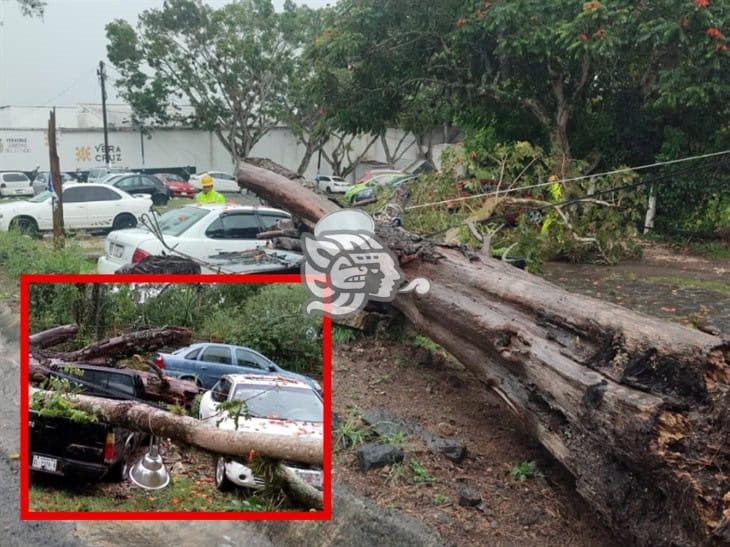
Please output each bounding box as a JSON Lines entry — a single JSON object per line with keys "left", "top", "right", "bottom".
{"left": 423, "top": 157, "right": 730, "bottom": 238}
{"left": 42, "top": 67, "right": 96, "bottom": 107}
{"left": 406, "top": 149, "right": 730, "bottom": 212}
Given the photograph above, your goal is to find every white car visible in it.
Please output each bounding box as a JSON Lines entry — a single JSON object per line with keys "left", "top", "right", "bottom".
{"left": 316, "top": 175, "right": 351, "bottom": 194}
{"left": 188, "top": 171, "right": 239, "bottom": 193}
{"left": 0, "top": 172, "right": 34, "bottom": 197}
{"left": 31, "top": 172, "right": 78, "bottom": 196}
{"left": 198, "top": 374, "right": 323, "bottom": 492}
{"left": 87, "top": 166, "right": 129, "bottom": 183}
{"left": 0, "top": 183, "right": 152, "bottom": 234}
{"left": 96, "top": 204, "right": 291, "bottom": 273}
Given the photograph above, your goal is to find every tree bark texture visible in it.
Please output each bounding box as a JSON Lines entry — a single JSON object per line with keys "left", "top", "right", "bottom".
{"left": 236, "top": 160, "right": 730, "bottom": 546}
{"left": 29, "top": 324, "right": 79, "bottom": 349}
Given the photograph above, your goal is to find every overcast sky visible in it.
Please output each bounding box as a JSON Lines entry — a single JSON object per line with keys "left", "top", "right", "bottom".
{"left": 0, "top": 0, "right": 332, "bottom": 107}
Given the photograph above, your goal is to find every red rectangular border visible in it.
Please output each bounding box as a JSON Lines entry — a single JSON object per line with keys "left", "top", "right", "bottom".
{"left": 19, "top": 273, "right": 332, "bottom": 521}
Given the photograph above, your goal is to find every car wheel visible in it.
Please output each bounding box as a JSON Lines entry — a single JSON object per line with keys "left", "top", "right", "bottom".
{"left": 214, "top": 456, "right": 234, "bottom": 492}
{"left": 112, "top": 213, "right": 137, "bottom": 231}
{"left": 152, "top": 193, "right": 169, "bottom": 206}
{"left": 326, "top": 186, "right": 332, "bottom": 194}
{"left": 9, "top": 216, "right": 40, "bottom": 238}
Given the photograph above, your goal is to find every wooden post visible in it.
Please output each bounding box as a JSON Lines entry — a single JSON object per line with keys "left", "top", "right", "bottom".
{"left": 48, "top": 109, "right": 64, "bottom": 249}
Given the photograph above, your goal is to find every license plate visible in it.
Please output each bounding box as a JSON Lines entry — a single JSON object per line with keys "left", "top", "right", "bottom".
{"left": 111, "top": 244, "right": 124, "bottom": 258}
{"left": 295, "top": 469, "right": 322, "bottom": 488}
{"left": 32, "top": 455, "right": 57, "bottom": 472}
{"left": 15, "top": 189, "right": 25, "bottom": 195}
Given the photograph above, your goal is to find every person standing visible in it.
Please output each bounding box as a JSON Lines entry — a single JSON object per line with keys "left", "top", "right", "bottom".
{"left": 195, "top": 174, "right": 225, "bottom": 204}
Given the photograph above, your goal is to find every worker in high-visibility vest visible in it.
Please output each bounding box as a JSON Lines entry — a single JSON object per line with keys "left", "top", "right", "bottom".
{"left": 195, "top": 174, "right": 225, "bottom": 204}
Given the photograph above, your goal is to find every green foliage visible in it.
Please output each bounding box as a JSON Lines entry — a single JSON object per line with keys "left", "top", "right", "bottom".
{"left": 433, "top": 493, "right": 449, "bottom": 505}
{"left": 31, "top": 370, "right": 98, "bottom": 424}
{"left": 215, "top": 399, "right": 251, "bottom": 430}
{"left": 380, "top": 431, "right": 408, "bottom": 448}
{"left": 332, "top": 325, "right": 358, "bottom": 344}
{"left": 107, "top": 0, "right": 297, "bottom": 160}
{"left": 409, "top": 459, "right": 436, "bottom": 484}
{"left": 0, "top": 231, "right": 93, "bottom": 278}
{"left": 411, "top": 335, "right": 441, "bottom": 353}
{"left": 333, "top": 410, "right": 371, "bottom": 449}
{"left": 510, "top": 461, "right": 544, "bottom": 482}
{"left": 202, "top": 284, "right": 322, "bottom": 375}
{"left": 189, "top": 393, "right": 203, "bottom": 418}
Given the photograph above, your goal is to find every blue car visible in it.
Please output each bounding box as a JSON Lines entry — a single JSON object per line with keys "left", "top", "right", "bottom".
{"left": 154, "top": 343, "right": 321, "bottom": 392}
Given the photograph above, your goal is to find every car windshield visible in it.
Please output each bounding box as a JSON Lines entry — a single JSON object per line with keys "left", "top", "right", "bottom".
{"left": 28, "top": 192, "right": 51, "bottom": 203}
{"left": 155, "top": 206, "right": 210, "bottom": 236}
{"left": 232, "top": 384, "right": 322, "bottom": 422}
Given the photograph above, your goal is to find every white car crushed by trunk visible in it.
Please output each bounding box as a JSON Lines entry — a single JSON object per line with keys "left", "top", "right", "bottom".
{"left": 198, "top": 374, "right": 323, "bottom": 492}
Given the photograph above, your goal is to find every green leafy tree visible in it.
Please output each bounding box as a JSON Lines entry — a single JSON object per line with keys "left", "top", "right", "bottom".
{"left": 106, "top": 0, "right": 296, "bottom": 164}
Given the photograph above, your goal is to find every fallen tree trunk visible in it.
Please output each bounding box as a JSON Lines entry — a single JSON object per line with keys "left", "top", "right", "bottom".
{"left": 53, "top": 327, "right": 192, "bottom": 363}
{"left": 30, "top": 326, "right": 198, "bottom": 406}
{"left": 238, "top": 161, "right": 730, "bottom": 546}
{"left": 29, "top": 324, "right": 79, "bottom": 349}
{"left": 30, "top": 388, "right": 323, "bottom": 465}
{"left": 30, "top": 388, "right": 323, "bottom": 509}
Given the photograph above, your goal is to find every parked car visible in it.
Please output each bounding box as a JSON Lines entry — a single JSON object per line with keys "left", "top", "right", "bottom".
{"left": 99, "top": 173, "right": 131, "bottom": 185}
{"left": 198, "top": 374, "right": 323, "bottom": 492}
{"left": 107, "top": 173, "right": 171, "bottom": 206}
{"left": 0, "top": 183, "right": 153, "bottom": 235}
{"left": 0, "top": 171, "right": 33, "bottom": 197}
{"left": 316, "top": 175, "right": 351, "bottom": 194}
{"left": 31, "top": 172, "right": 78, "bottom": 196}
{"left": 344, "top": 173, "right": 412, "bottom": 204}
{"left": 29, "top": 364, "right": 147, "bottom": 481}
{"left": 87, "top": 166, "right": 129, "bottom": 183}
{"left": 355, "top": 168, "right": 403, "bottom": 185}
{"left": 155, "top": 173, "right": 196, "bottom": 198}
{"left": 189, "top": 171, "right": 239, "bottom": 193}
{"left": 154, "top": 342, "right": 321, "bottom": 392}
{"left": 96, "top": 204, "right": 291, "bottom": 273}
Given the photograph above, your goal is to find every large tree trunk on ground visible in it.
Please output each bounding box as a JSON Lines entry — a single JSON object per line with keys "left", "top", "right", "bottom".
{"left": 237, "top": 161, "right": 730, "bottom": 546}
{"left": 30, "top": 326, "right": 198, "bottom": 406}
{"left": 53, "top": 327, "right": 192, "bottom": 363}
{"left": 29, "top": 324, "right": 79, "bottom": 349}
{"left": 30, "top": 388, "right": 323, "bottom": 465}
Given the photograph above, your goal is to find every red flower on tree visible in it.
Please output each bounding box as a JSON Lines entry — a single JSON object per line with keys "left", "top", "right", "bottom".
{"left": 483, "top": 1, "right": 492, "bottom": 9}
{"left": 579, "top": 33, "right": 589, "bottom": 42}
{"left": 456, "top": 17, "right": 466, "bottom": 27}
{"left": 716, "top": 43, "right": 729, "bottom": 53}
{"left": 706, "top": 27, "right": 723, "bottom": 39}
{"left": 694, "top": 0, "right": 710, "bottom": 8}
{"left": 593, "top": 29, "right": 605, "bottom": 40}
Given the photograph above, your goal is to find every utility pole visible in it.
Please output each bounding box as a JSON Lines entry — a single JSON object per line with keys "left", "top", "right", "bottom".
{"left": 97, "top": 60, "right": 110, "bottom": 168}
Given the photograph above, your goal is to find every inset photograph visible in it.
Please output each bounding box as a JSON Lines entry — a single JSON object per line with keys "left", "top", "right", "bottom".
{"left": 21, "top": 278, "right": 330, "bottom": 519}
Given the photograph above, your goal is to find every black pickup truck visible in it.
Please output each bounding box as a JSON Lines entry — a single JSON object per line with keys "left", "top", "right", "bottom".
{"left": 30, "top": 364, "right": 147, "bottom": 482}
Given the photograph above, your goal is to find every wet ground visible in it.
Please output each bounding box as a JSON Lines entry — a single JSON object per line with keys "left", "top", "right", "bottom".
{"left": 541, "top": 243, "right": 730, "bottom": 335}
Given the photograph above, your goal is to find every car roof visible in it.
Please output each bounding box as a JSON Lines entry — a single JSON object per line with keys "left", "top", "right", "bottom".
{"left": 223, "top": 373, "right": 312, "bottom": 389}
{"left": 173, "top": 203, "right": 291, "bottom": 215}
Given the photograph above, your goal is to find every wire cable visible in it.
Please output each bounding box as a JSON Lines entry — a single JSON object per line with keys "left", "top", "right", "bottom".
{"left": 405, "top": 149, "right": 730, "bottom": 212}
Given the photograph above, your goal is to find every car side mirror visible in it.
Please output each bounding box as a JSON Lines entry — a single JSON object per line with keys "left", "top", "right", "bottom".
{"left": 211, "top": 390, "right": 226, "bottom": 403}
{"left": 268, "top": 365, "right": 276, "bottom": 372}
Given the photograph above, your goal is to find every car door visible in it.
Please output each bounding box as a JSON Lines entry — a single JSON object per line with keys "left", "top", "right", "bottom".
{"left": 233, "top": 348, "right": 273, "bottom": 376}
{"left": 61, "top": 186, "right": 92, "bottom": 228}
{"left": 176, "top": 211, "right": 261, "bottom": 257}
{"left": 196, "top": 345, "right": 235, "bottom": 388}
{"left": 85, "top": 185, "right": 124, "bottom": 227}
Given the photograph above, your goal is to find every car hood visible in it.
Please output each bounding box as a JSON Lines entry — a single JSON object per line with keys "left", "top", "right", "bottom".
{"left": 215, "top": 415, "right": 323, "bottom": 438}
{"left": 0, "top": 200, "right": 39, "bottom": 215}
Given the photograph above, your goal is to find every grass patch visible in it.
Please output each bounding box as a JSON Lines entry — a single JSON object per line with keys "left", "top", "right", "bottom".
{"left": 334, "top": 410, "right": 372, "bottom": 449}
{"left": 0, "top": 231, "right": 94, "bottom": 276}
{"left": 510, "top": 461, "right": 543, "bottom": 482}
{"left": 646, "top": 276, "right": 730, "bottom": 298}
{"left": 686, "top": 241, "right": 730, "bottom": 260}
{"left": 409, "top": 459, "right": 436, "bottom": 484}
{"left": 29, "top": 475, "right": 267, "bottom": 513}
{"left": 332, "top": 325, "right": 358, "bottom": 344}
